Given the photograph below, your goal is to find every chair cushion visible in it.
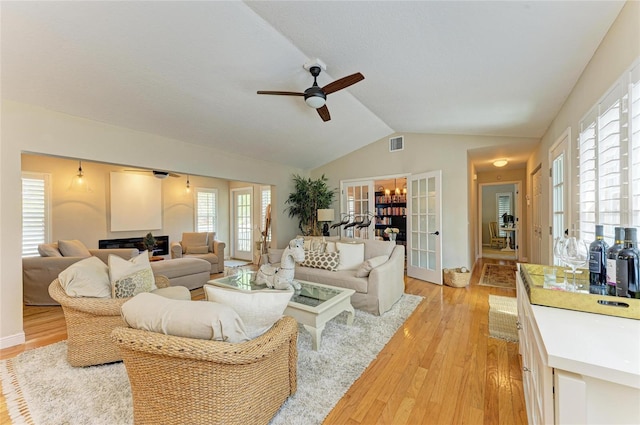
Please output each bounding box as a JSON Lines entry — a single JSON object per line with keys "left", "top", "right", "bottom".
{"left": 185, "top": 245, "right": 209, "bottom": 254}
{"left": 121, "top": 292, "right": 249, "bottom": 343}
{"left": 58, "top": 239, "right": 91, "bottom": 258}
{"left": 181, "top": 232, "right": 208, "bottom": 253}
{"left": 58, "top": 256, "right": 111, "bottom": 298}
{"left": 203, "top": 285, "right": 293, "bottom": 339}
{"left": 336, "top": 242, "right": 365, "bottom": 271}
{"left": 109, "top": 253, "right": 157, "bottom": 298}
{"left": 355, "top": 255, "right": 389, "bottom": 278}
{"left": 151, "top": 286, "right": 192, "bottom": 300}
{"left": 38, "top": 242, "right": 62, "bottom": 257}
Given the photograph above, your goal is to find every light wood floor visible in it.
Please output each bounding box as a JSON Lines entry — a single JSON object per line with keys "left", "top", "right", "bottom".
{"left": 0, "top": 258, "right": 525, "bottom": 424}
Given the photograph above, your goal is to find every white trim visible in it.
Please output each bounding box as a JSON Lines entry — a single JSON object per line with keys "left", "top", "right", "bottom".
{"left": 0, "top": 332, "right": 26, "bottom": 349}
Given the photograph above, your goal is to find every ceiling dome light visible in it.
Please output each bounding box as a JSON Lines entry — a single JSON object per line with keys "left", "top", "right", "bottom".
{"left": 493, "top": 159, "right": 508, "bottom": 168}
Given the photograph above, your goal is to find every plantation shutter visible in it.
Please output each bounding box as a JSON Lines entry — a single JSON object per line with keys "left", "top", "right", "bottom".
{"left": 630, "top": 63, "right": 640, "bottom": 226}
{"left": 195, "top": 188, "right": 217, "bottom": 233}
{"left": 260, "top": 186, "right": 271, "bottom": 242}
{"left": 22, "top": 173, "right": 50, "bottom": 257}
{"left": 579, "top": 107, "right": 597, "bottom": 241}
{"left": 496, "top": 193, "right": 511, "bottom": 237}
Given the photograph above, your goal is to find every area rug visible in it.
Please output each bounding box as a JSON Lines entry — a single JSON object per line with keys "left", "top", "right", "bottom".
{"left": 479, "top": 263, "right": 517, "bottom": 289}
{"left": 1, "top": 294, "right": 423, "bottom": 425}
{"left": 488, "top": 295, "right": 519, "bottom": 342}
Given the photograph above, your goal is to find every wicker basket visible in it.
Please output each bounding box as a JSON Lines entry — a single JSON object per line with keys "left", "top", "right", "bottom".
{"left": 443, "top": 267, "right": 471, "bottom": 288}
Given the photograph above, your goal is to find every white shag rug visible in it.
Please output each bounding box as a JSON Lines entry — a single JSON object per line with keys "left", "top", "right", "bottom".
{"left": 1, "top": 294, "right": 422, "bottom": 425}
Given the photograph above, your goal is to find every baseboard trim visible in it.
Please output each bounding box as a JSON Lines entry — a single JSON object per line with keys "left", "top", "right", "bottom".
{"left": 0, "top": 332, "right": 26, "bottom": 349}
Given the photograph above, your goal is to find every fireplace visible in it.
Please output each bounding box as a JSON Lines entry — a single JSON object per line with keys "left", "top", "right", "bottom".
{"left": 99, "top": 235, "right": 169, "bottom": 256}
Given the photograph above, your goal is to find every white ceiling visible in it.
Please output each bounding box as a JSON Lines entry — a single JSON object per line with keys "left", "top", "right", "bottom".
{"left": 1, "top": 1, "right": 625, "bottom": 170}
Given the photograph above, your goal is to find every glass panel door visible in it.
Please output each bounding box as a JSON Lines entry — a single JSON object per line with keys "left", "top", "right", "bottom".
{"left": 407, "top": 170, "right": 442, "bottom": 284}
{"left": 342, "top": 181, "right": 374, "bottom": 239}
{"left": 232, "top": 187, "right": 252, "bottom": 261}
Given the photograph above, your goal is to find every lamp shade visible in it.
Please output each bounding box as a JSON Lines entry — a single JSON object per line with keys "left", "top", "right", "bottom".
{"left": 317, "top": 209, "right": 335, "bottom": 222}
{"left": 305, "top": 95, "right": 326, "bottom": 109}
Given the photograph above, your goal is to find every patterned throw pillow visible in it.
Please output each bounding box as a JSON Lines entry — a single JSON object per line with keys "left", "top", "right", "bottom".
{"left": 300, "top": 251, "right": 340, "bottom": 271}
{"left": 109, "top": 253, "right": 157, "bottom": 298}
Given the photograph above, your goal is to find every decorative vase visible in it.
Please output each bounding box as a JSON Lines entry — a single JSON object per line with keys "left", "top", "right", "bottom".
{"left": 389, "top": 233, "right": 397, "bottom": 241}
{"left": 148, "top": 250, "right": 153, "bottom": 259}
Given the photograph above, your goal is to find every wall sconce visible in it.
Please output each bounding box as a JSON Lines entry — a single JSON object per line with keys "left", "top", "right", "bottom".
{"left": 68, "top": 160, "right": 91, "bottom": 192}
{"left": 493, "top": 159, "right": 508, "bottom": 168}
{"left": 186, "top": 175, "right": 191, "bottom": 193}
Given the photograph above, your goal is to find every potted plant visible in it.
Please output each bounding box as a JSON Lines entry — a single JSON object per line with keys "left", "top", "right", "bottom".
{"left": 142, "top": 232, "right": 156, "bottom": 257}
{"left": 384, "top": 227, "right": 400, "bottom": 241}
{"left": 285, "top": 174, "right": 336, "bottom": 236}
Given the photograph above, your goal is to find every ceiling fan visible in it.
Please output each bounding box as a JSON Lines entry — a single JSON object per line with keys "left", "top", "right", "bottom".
{"left": 124, "top": 169, "right": 181, "bottom": 179}
{"left": 257, "top": 64, "right": 364, "bottom": 122}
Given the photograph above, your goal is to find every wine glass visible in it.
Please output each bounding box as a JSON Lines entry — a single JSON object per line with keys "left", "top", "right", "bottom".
{"left": 557, "top": 236, "right": 589, "bottom": 292}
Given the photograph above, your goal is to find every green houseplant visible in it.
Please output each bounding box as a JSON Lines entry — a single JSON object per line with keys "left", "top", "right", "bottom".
{"left": 285, "top": 174, "right": 336, "bottom": 236}
{"left": 142, "top": 232, "right": 156, "bottom": 256}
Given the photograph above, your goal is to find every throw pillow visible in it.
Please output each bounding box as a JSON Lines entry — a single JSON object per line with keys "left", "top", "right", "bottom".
{"left": 302, "top": 236, "right": 325, "bottom": 252}
{"left": 121, "top": 292, "right": 249, "bottom": 343}
{"left": 109, "top": 253, "right": 157, "bottom": 298}
{"left": 181, "top": 232, "right": 208, "bottom": 253}
{"left": 185, "top": 245, "right": 209, "bottom": 254}
{"left": 58, "top": 256, "right": 111, "bottom": 298}
{"left": 325, "top": 241, "right": 337, "bottom": 253}
{"left": 301, "top": 251, "right": 340, "bottom": 271}
{"left": 203, "top": 284, "right": 293, "bottom": 339}
{"left": 268, "top": 248, "right": 284, "bottom": 264}
{"left": 38, "top": 243, "right": 62, "bottom": 257}
{"left": 336, "top": 242, "right": 365, "bottom": 271}
{"left": 355, "top": 255, "right": 390, "bottom": 278}
{"left": 58, "top": 239, "right": 91, "bottom": 258}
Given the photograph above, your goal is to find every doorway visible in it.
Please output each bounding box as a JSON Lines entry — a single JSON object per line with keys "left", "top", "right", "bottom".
{"left": 479, "top": 182, "right": 519, "bottom": 260}
{"left": 231, "top": 187, "right": 253, "bottom": 261}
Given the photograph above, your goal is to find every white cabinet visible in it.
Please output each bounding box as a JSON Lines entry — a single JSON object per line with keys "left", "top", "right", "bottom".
{"left": 516, "top": 266, "right": 640, "bottom": 424}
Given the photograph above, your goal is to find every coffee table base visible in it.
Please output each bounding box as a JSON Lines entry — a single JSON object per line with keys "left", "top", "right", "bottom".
{"left": 286, "top": 301, "right": 354, "bottom": 350}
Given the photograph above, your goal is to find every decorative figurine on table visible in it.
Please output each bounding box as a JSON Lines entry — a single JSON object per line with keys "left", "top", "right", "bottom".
{"left": 255, "top": 238, "right": 304, "bottom": 290}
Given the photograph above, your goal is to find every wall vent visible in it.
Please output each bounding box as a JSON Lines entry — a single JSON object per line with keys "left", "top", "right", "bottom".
{"left": 389, "top": 136, "right": 404, "bottom": 152}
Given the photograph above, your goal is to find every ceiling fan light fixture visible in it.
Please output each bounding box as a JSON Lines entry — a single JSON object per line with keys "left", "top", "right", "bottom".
{"left": 493, "top": 159, "right": 508, "bottom": 168}
{"left": 304, "top": 93, "right": 326, "bottom": 109}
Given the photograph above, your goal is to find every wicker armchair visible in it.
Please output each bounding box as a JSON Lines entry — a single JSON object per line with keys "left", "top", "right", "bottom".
{"left": 111, "top": 316, "right": 298, "bottom": 425}
{"left": 48, "top": 275, "right": 171, "bottom": 367}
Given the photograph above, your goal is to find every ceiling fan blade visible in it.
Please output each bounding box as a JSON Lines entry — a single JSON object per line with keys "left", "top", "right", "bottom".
{"left": 322, "top": 72, "right": 364, "bottom": 95}
{"left": 317, "top": 105, "right": 331, "bottom": 122}
{"left": 257, "top": 90, "right": 305, "bottom": 96}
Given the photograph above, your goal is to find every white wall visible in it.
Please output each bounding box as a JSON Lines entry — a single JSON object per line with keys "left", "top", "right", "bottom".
{"left": 1, "top": 101, "right": 303, "bottom": 347}
{"left": 311, "top": 132, "right": 538, "bottom": 272}
{"left": 527, "top": 0, "right": 640, "bottom": 264}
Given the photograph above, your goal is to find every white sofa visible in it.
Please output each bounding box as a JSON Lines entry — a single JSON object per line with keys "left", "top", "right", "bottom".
{"left": 263, "top": 237, "right": 405, "bottom": 315}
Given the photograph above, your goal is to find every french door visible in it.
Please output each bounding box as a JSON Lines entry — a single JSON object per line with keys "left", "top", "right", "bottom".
{"left": 550, "top": 129, "right": 570, "bottom": 264}
{"left": 231, "top": 187, "right": 252, "bottom": 261}
{"left": 341, "top": 181, "right": 374, "bottom": 239}
{"left": 407, "top": 171, "right": 442, "bottom": 284}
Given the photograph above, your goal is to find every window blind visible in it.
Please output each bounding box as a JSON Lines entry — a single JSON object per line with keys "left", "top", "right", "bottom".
{"left": 496, "top": 193, "right": 512, "bottom": 237}
{"left": 631, "top": 63, "right": 640, "bottom": 226}
{"left": 22, "top": 174, "right": 50, "bottom": 257}
{"left": 195, "top": 188, "right": 217, "bottom": 233}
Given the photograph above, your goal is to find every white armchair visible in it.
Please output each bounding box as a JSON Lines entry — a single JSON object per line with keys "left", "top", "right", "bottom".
{"left": 170, "top": 232, "right": 225, "bottom": 273}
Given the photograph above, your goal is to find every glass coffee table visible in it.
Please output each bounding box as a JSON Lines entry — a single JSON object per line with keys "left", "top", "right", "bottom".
{"left": 208, "top": 271, "right": 355, "bottom": 350}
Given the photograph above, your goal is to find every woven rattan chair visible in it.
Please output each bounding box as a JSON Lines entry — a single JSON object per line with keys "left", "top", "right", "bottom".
{"left": 111, "top": 316, "right": 298, "bottom": 425}
{"left": 48, "top": 275, "right": 171, "bottom": 367}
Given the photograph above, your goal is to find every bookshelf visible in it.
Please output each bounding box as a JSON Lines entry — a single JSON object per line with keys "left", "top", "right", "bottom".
{"left": 375, "top": 191, "right": 407, "bottom": 246}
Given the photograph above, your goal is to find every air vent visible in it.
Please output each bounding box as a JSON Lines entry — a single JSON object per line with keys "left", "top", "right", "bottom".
{"left": 389, "top": 136, "right": 404, "bottom": 152}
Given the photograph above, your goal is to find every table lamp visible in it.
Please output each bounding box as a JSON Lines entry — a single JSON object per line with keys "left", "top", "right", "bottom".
{"left": 317, "top": 209, "right": 335, "bottom": 236}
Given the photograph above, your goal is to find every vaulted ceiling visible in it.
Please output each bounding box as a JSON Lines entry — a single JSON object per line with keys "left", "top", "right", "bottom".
{"left": 1, "top": 1, "right": 625, "bottom": 170}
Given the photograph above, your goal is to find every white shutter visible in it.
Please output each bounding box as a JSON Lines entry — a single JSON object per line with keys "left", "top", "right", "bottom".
{"left": 496, "top": 193, "right": 512, "bottom": 237}
{"left": 195, "top": 188, "right": 217, "bottom": 233}
{"left": 630, "top": 63, "right": 640, "bottom": 226}
{"left": 579, "top": 108, "right": 597, "bottom": 241}
{"left": 22, "top": 173, "right": 50, "bottom": 257}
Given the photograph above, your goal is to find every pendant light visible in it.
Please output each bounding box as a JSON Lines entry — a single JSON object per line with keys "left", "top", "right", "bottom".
{"left": 68, "top": 160, "right": 91, "bottom": 192}
{"left": 186, "top": 175, "right": 191, "bottom": 193}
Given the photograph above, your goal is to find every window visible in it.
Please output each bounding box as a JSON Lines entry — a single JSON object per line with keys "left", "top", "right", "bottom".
{"left": 496, "top": 192, "right": 512, "bottom": 237}
{"left": 260, "top": 186, "right": 271, "bottom": 242}
{"left": 195, "top": 188, "right": 217, "bottom": 233}
{"left": 578, "top": 60, "right": 639, "bottom": 243}
{"left": 22, "top": 173, "right": 51, "bottom": 257}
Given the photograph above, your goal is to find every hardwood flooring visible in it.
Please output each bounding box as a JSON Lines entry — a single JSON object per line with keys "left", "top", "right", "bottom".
{"left": 0, "top": 258, "right": 525, "bottom": 424}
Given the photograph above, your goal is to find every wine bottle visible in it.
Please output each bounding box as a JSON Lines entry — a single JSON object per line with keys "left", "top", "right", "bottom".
{"left": 606, "top": 227, "right": 625, "bottom": 296}
{"left": 589, "top": 225, "right": 609, "bottom": 295}
{"left": 616, "top": 227, "right": 640, "bottom": 298}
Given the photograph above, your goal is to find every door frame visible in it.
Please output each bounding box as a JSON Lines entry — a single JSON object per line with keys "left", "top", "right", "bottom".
{"left": 478, "top": 181, "right": 522, "bottom": 261}
{"left": 549, "top": 127, "right": 571, "bottom": 265}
